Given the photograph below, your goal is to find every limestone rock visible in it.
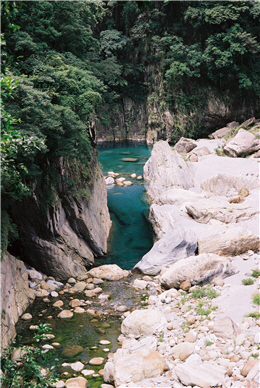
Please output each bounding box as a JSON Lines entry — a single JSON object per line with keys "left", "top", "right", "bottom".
{"left": 21, "top": 313, "right": 32, "bottom": 320}
{"left": 1, "top": 253, "right": 35, "bottom": 349}
{"left": 104, "top": 349, "right": 168, "bottom": 386}
{"left": 147, "top": 204, "right": 176, "bottom": 239}
{"left": 213, "top": 316, "right": 241, "bottom": 339}
{"left": 198, "top": 224, "right": 259, "bottom": 256}
{"left": 160, "top": 253, "right": 236, "bottom": 289}
{"left": 121, "top": 309, "right": 167, "bottom": 338}
{"left": 105, "top": 177, "right": 115, "bottom": 185}
{"left": 210, "top": 126, "right": 233, "bottom": 139}
{"left": 69, "top": 299, "right": 81, "bottom": 308}
{"left": 189, "top": 154, "right": 198, "bottom": 162}
{"left": 174, "top": 137, "right": 197, "bottom": 154}
{"left": 88, "top": 264, "right": 129, "bottom": 281}
{"left": 224, "top": 128, "right": 260, "bottom": 157}
{"left": 10, "top": 161, "right": 111, "bottom": 281}
{"left": 74, "top": 307, "right": 85, "bottom": 313}
{"left": 172, "top": 342, "right": 195, "bottom": 361}
{"left": 133, "top": 226, "right": 197, "bottom": 276}
{"left": 175, "top": 359, "right": 226, "bottom": 388}
{"left": 247, "top": 361, "right": 260, "bottom": 383}
{"left": 241, "top": 359, "right": 258, "bottom": 377}
{"left": 143, "top": 141, "right": 195, "bottom": 200}
{"left": 65, "top": 376, "right": 88, "bottom": 388}
{"left": 121, "top": 336, "right": 157, "bottom": 353}
{"left": 132, "top": 279, "right": 148, "bottom": 290}
{"left": 192, "top": 146, "right": 211, "bottom": 156}
{"left": 154, "top": 189, "right": 203, "bottom": 207}
{"left": 201, "top": 173, "right": 259, "bottom": 196}
{"left": 185, "top": 198, "right": 258, "bottom": 224}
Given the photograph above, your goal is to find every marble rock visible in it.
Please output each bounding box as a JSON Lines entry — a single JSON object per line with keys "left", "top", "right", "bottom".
{"left": 121, "top": 308, "right": 167, "bottom": 338}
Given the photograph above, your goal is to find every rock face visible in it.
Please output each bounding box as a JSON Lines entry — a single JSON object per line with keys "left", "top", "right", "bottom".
{"left": 143, "top": 141, "right": 195, "bottom": 200}
{"left": 10, "top": 160, "right": 111, "bottom": 281}
{"left": 133, "top": 226, "right": 197, "bottom": 276}
{"left": 224, "top": 129, "right": 260, "bottom": 157}
{"left": 160, "top": 253, "right": 237, "bottom": 289}
{"left": 1, "top": 253, "right": 35, "bottom": 349}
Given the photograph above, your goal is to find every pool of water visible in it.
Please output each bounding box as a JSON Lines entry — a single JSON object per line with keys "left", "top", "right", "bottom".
{"left": 96, "top": 141, "right": 153, "bottom": 269}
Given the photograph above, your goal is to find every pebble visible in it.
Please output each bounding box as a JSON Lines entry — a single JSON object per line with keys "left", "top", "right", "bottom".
{"left": 53, "top": 300, "right": 64, "bottom": 308}
{"left": 51, "top": 291, "right": 59, "bottom": 298}
{"left": 99, "top": 340, "right": 111, "bottom": 345}
{"left": 81, "top": 369, "right": 95, "bottom": 376}
{"left": 21, "top": 313, "right": 32, "bottom": 320}
{"left": 42, "top": 344, "right": 54, "bottom": 350}
{"left": 58, "top": 310, "right": 73, "bottom": 319}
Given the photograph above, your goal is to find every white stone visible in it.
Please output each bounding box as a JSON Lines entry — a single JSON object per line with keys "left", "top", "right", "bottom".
{"left": 121, "top": 309, "right": 167, "bottom": 338}
{"left": 51, "top": 291, "right": 59, "bottom": 298}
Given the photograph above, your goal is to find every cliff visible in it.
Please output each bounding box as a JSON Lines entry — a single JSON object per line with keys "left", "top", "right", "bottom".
{"left": 1, "top": 253, "right": 35, "bottom": 350}
{"left": 9, "top": 160, "right": 111, "bottom": 281}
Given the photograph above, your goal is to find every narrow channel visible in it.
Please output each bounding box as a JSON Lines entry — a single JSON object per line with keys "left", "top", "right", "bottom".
{"left": 96, "top": 141, "right": 153, "bottom": 269}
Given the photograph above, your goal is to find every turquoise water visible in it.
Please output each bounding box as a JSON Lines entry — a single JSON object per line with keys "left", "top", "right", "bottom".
{"left": 97, "top": 141, "right": 153, "bottom": 269}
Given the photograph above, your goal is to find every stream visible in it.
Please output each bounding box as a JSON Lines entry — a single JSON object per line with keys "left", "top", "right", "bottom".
{"left": 15, "top": 141, "right": 153, "bottom": 387}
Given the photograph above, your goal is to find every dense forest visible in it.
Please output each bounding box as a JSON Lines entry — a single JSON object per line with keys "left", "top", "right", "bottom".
{"left": 1, "top": 0, "right": 260, "bottom": 252}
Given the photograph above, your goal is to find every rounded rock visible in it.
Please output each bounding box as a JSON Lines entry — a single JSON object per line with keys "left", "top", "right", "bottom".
{"left": 58, "top": 310, "right": 73, "bottom": 319}
{"left": 89, "top": 357, "right": 104, "bottom": 366}
{"left": 65, "top": 376, "right": 88, "bottom": 388}
{"left": 21, "top": 313, "right": 32, "bottom": 320}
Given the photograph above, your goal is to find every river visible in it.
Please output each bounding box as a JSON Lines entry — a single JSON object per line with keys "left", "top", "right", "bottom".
{"left": 14, "top": 141, "right": 153, "bottom": 387}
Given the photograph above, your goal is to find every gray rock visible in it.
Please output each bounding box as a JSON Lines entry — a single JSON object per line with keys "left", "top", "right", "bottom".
{"left": 224, "top": 128, "right": 260, "bottom": 157}
{"left": 143, "top": 141, "right": 195, "bottom": 200}
{"left": 160, "top": 253, "right": 237, "bottom": 289}
{"left": 133, "top": 226, "right": 197, "bottom": 276}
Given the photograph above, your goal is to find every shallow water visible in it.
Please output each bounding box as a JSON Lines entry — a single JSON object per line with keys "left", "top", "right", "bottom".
{"left": 14, "top": 142, "right": 154, "bottom": 386}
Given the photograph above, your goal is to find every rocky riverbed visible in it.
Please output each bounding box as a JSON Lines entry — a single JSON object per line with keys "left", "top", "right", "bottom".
{"left": 3, "top": 118, "right": 260, "bottom": 388}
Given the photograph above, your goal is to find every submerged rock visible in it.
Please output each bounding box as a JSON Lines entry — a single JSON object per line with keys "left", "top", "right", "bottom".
{"left": 65, "top": 376, "right": 88, "bottom": 388}
{"left": 61, "top": 345, "right": 84, "bottom": 358}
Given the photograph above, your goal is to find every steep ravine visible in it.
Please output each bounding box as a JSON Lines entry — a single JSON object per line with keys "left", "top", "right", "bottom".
{"left": 1, "top": 157, "right": 111, "bottom": 349}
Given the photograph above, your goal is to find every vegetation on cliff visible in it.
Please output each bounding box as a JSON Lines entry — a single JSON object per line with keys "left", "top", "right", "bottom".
{"left": 1, "top": 0, "right": 260, "bottom": 251}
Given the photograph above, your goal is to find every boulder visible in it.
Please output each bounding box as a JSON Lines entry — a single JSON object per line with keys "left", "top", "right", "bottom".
{"left": 224, "top": 129, "right": 260, "bottom": 157}
{"left": 143, "top": 141, "right": 195, "bottom": 200}
{"left": 175, "top": 359, "right": 226, "bottom": 388}
{"left": 121, "top": 336, "right": 157, "bottom": 353}
{"left": 147, "top": 204, "right": 176, "bottom": 239}
{"left": 121, "top": 309, "right": 167, "bottom": 338}
{"left": 172, "top": 342, "right": 195, "bottom": 361}
{"left": 87, "top": 264, "right": 129, "bottom": 281}
{"left": 185, "top": 198, "right": 258, "bottom": 224}
{"left": 160, "top": 253, "right": 237, "bottom": 289}
{"left": 191, "top": 146, "right": 211, "bottom": 156}
{"left": 201, "top": 173, "right": 259, "bottom": 196}
{"left": 209, "top": 126, "right": 233, "bottom": 139}
{"left": 213, "top": 317, "right": 241, "bottom": 339}
{"left": 198, "top": 224, "right": 259, "bottom": 256}
{"left": 133, "top": 226, "right": 197, "bottom": 276}
{"left": 174, "top": 137, "right": 197, "bottom": 154}
{"left": 104, "top": 348, "right": 168, "bottom": 387}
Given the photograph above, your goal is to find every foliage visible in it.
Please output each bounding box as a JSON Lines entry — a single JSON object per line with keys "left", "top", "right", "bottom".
{"left": 0, "top": 324, "right": 57, "bottom": 388}
{"left": 251, "top": 269, "right": 260, "bottom": 278}
{"left": 190, "top": 286, "right": 218, "bottom": 300}
{"left": 242, "top": 278, "right": 255, "bottom": 286}
{"left": 253, "top": 294, "right": 260, "bottom": 306}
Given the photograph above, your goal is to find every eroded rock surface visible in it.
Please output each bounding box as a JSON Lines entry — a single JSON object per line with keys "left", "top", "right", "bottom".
{"left": 224, "top": 129, "right": 260, "bottom": 157}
